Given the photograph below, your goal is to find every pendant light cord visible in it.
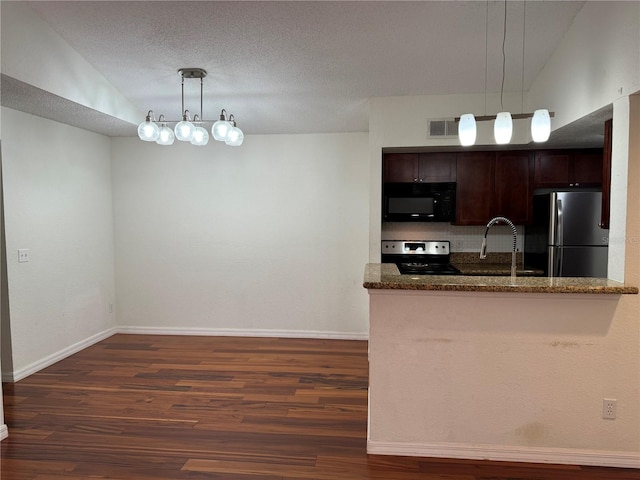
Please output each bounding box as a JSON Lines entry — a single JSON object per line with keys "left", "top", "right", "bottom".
{"left": 521, "top": 0, "right": 526, "bottom": 114}
{"left": 484, "top": 0, "right": 489, "bottom": 116}
{"left": 500, "top": 0, "right": 507, "bottom": 111}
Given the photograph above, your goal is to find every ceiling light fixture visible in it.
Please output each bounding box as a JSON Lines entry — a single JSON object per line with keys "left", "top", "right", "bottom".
{"left": 137, "top": 68, "right": 244, "bottom": 147}
{"left": 456, "top": 1, "right": 553, "bottom": 146}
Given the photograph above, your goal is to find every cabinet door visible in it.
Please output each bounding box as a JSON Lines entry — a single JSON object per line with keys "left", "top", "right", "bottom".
{"left": 417, "top": 153, "right": 456, "bottom": 182}
{"left": 572, "top": 149, "right": 603, "bottom": 187}
{"left": 383, "top": 154, "right": 418, "bottom": 183}
{"left": 494, "top": 151, "right": 532, "bottom": 225}
{"left": 533, "top": 151, "right": 572, "bottom": 188}
{"left": 454, "top": 152, "right": 495, "bottom": 225}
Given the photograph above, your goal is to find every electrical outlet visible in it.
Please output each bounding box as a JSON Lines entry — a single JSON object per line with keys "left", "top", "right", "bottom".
{"left": 18, "top": 249, "right": 30, "bottom": 263}
{"left": 453, "top": 240, "right": 463, "bottom": 252}
{"left": 603, "top": 398, "right": 617, "bottom": 419}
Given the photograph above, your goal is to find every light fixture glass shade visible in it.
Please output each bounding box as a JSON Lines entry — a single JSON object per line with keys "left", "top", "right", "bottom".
{"left": 494, "top": 112, "right": 513, "bottom": 144}
{"left": 212, "top": 120, "right": 230, "bottom": 141}
{"left": 156, "top": 125, "right": 175, "bottom": 145}
{"left": 175, "top": 119, "right": 195, "bottom": 141}
{"left": 458, "top": 114, "right": 476, "bottom": 146}
{"left": 531, "top": 109, "right": 551, "bottom": 142}
{"left": 225, "top": 126, "right": 244, "bottom": 146}
{"left": 138, "top": 119, "right": 160, "bottom": 141}
{"left": 191, "top": 126, "right": 209, "bottom": 146}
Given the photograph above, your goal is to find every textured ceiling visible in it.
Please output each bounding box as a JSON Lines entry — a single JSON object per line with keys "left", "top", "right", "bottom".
{"left": 3, "top": 0, "right": 593, "bottom": 141}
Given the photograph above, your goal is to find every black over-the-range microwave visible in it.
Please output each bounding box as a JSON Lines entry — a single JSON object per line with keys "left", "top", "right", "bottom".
{"left": 382, "top": 182, "right": 456, "bottom": 222}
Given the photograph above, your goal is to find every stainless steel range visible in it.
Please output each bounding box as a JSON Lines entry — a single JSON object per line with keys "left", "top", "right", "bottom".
{"left": 381, "top": 240, "right": 461, "bottom": 275}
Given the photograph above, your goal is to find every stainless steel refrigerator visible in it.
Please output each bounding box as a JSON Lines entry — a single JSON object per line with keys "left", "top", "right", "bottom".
{"left": 524, "top": 191, "right": 608, "bottom": 277}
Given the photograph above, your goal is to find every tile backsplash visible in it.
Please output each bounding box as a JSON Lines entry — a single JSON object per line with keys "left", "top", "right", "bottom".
{"left": 381, "top": 222, "right": 524, "bottom": 253}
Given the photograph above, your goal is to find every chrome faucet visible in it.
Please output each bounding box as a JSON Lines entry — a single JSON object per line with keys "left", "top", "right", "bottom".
{"left": 480, "top": 216, "right": 517, "bottom": 279}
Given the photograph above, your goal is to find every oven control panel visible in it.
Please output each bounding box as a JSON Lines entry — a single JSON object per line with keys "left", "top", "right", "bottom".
{"left": 381, "top": 240, "right": 451, "bottom": 256}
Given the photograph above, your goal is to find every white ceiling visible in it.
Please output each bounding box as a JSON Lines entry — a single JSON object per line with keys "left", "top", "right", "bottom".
{"left": 3, "top": 1, "right": 594, "bottom": 141}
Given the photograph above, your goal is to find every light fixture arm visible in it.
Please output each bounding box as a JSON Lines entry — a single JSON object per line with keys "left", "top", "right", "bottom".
{"left": 454, "top": 112, "right": 555, "bottom": 123}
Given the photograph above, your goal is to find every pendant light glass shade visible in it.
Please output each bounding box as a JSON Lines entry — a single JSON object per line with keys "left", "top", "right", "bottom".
{"left": 138, "top": 112, "right": 160, "bottom": 141}
{"left": 175, "top": 111, "right": 195, "bottom": 142}
{"left": 191, "top": 126, "right": 209, "bottom": 146}
{"left": 531, "top": 109, "right": 551, "bottom": 142}
{"left": 156, "top": 124, "right": 175, "bottom": 145}
{"left": 494, "top": 112, "right": 513, "bottom": 144}
{"left": 225, "top": 125, "right": 244, "bottom": 146}
{"left": 212, "top": 120, "right": 230, "bottom": 141}
{"left": 212, "top": 110, "right": 231, "bottom": 141}
{"left": 458, "top": 114, "right": 477, "bottom": 146}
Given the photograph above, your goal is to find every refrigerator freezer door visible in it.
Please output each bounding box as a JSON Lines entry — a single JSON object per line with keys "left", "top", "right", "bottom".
{"left": 554, "top": 192, "right": 607, "bottom": 246}
{"left": 549, "top": 246, "right": 609, "bottom": 277}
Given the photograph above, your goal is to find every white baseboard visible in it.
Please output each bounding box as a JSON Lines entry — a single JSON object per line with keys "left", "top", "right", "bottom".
{"left": 5, "top": 327, "right": 118, "bottom": 383}
{"left": 0, "top": 424, "right": 8, "bottom": 441}
{"left": 367, "top": 440, "right": 640, "bottom": 469}
{"left": 116, "top": 326, "right": 369, "bottom": 341}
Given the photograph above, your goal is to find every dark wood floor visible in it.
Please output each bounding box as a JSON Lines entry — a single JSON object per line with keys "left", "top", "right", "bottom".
{"left": 1, "top": 334, "right": 638, "bottom": 479}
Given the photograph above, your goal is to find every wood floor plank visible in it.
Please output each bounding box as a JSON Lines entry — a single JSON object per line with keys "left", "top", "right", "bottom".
{"left": 2, "top": 334, "right": 639, "bottom": 479}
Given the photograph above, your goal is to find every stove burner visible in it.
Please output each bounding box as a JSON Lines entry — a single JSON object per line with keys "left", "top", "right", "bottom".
{"left": 397, "top": 262, "right": 460, "bottom": 275}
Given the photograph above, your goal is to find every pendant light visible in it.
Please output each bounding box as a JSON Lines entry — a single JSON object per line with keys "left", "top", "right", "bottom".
{"left": 137, "top": 68, "right": 244, "bottom": 147}
{"left": 531, "top": 109, "right": 551, "bottom": 142}
{"left": 212, "top": 109, "right": 231, "bottom": 141}
{"left": 187, "top": 114, "right": 209, "bottom": 146}
{"left": 156, "top": 115, "right": 175, "bottom": 146}
{"left": 225, "top": 115, "right": 244, "bottom": 146}
{"left": 494, "top": 112, "right": 513, "bottom": 144}
{"left": 458, "top": 114, "right": 477, "bottom": 146}
{"left": 137, "top": 111, "right": 160, "bottom": 141}
{"left": 456, "top": 1, "right": 554, "bottom": 145}
{"left": 493, "top": 0, "right": 511, "bottom": 144}
{"left": 175, "top": 111, "right": 196, "bottom": 142}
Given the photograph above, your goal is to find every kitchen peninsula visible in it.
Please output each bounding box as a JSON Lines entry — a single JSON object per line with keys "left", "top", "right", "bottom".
{"left": 363, "top": 265, "right": 638, "bottom": 467}
{"left": 364, "top": 263, "right": 639, "bottom": 294}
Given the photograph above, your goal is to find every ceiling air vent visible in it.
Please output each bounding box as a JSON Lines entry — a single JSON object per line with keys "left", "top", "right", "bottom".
{"left": 428, "top": 119, "right": 458, "bottom": 137}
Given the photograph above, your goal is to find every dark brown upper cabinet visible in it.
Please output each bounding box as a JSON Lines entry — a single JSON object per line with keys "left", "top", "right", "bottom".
{"left": 533, "top": 149, "right": 603, "bottom": 189}
{"left": 454, "top": 152, "right": 495, "bottom": 225}
{"left": 383, "top": 153, "right": 456, "bottom": 183}
{"left": 454, "top": 151, "right": 532, "bottom": 226}
{"left": 493, "top": 151, "right": 533, "bottom": 225}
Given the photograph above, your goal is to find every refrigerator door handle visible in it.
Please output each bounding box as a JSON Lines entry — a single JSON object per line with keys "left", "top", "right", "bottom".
{"left": 557, "top": 198, "right": 563, "bottom": 246}
{"left": 557, "top": 198, "right": 564, "bottom": 277}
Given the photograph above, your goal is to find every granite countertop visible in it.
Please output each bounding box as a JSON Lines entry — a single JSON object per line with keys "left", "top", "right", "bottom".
{"left": 363, "top": 263, "right": 639, "bottom": 294}
{"left": 454, "top": 263, "right": 544, "bottom": 276}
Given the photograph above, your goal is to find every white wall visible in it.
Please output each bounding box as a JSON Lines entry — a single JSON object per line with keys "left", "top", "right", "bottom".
{"left": 528, "top": 2, "right": 640, "bottom": 131}
{"left": 1, "top": 2, "right": 140, "bottom": 124}
{"left": 0, "top": 72, "right": 7, "bottom": 437}
{"left": 111, "top": 133, "right": 369, "bottom": 337}
{"left": 1, "top": 108, "right": 117, "bottom": 381}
